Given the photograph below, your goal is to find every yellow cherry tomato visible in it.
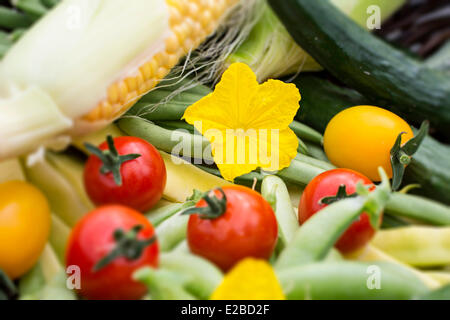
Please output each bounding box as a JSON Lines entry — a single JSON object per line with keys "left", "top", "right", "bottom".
{"left": 0, "top": 181, "right": 51, "bottom": 279}
{"left": 324, "top": 106, "right": 414, "bottom": 181}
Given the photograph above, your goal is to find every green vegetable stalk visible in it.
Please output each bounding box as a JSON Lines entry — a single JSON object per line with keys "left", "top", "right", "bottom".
{"left": 158, "top": 253, "right": 224, "bottom": 300}
{"left": 275, "top": 168, "right": 391, "bottom": 270}
{"left": 261, "top": 175, "right": 299, "bottom": 249}
{"left": 226, "top": 0, "right": 406, "bottom": 81}
{"left": 277, "top": 261, "right": 428, "bottom": 300}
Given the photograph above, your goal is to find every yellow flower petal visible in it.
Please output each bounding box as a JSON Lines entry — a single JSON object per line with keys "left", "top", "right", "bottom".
{"left": 183, "top": 93, "right": 232, "bottom": 132}
{"left": 182, "top": 63, "right": 301, "bottom": 182}
{"left": 258, "top": 128, "right": 299, "bottom": 172}
{"left": 183, "top": 63, "right": 259, "bottom": 130}
{"left": 213, "top": 63, "right": 259, "bottom": 127}
{"left": 210, "top": 258, "right": 285, "bottom": 300}
{"left": 247, "top": 79, "right": 301, "bottom": 129}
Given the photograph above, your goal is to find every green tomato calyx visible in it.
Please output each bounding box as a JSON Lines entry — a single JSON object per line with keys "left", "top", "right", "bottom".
{"left": 390, "top": 121, "right": 429, "bottom": 191}
{"left": 93, "top": 225, "right": 156, "bottom": 272}
{"left": 84, "top": 135, "right": 141, "bottom": 186}
{"left": 181, "top": 188, "right": 228, "bottom": 220}
{"left": 320, "top": 185, "right": 358, "bottom": 205}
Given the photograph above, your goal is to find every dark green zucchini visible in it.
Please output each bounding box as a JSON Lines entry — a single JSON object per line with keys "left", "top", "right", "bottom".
{"left": 269, "top": 0, "right": 450, "bottom": 137}
{"left": 294, "top": 73, "right": 369, "bottom": 132}
{"left": 293, "top": 74, "right": 450, "bottom": 205}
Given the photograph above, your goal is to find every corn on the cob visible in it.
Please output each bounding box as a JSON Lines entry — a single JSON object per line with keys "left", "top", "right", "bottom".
{"left": 0, "top": 0, "right": 240, "bottom": 159}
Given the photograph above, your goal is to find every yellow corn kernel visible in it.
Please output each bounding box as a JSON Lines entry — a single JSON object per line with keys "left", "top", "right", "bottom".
{"left": 82, "top": 0, "right": 239, "bottom": 123}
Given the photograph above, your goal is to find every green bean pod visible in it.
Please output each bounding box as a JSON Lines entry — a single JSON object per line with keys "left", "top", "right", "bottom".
{"left": 278, "top": 159, "right": 326, "bottom": 186}
{"left": 195, "top": 164, "right": 265, "bottom": 188}
{"left": 275, "top": 197, "right": 366, "bottom": 269}
{"left": 277, "top": 261, "right": 428, "bottom": 300}
{"left": 128, "top": 79, "right": 211, "bottom": 120}
{"left": 159, "top": 252, "right": 223, "bottom": 300}
{"left": 261, "top": 175, "right": 299, "bottom": 249}
{"left": 295, "top": 153, "right": 335, "bottom": 171}
{"left": 155, "top": 120, "right": 196, "bottom": 134}
{"left": 275, "top": 157, "right": 450, "bottom": 227}
{"left": 13, "top": 0, "right": 48, "bottom": 19}
{"left": 133, "top": 268, "right": 196, "bottom": 300}
{"left": 118, "top": 117, "right": 213, "bottom": 162}
{"left": 275, "top": 171, "right": 391, "bottom": 269}
{"left": 156, "top": 213, "right": 189, "bottom": 252}
{"left": 386, "top": 193, "right": 450, "bottom": 226}
{"left": 297, "top": 137, "right": 309, "bottom": 156}
{"left": 172, "top": 240, "right": 190, "bottom": 254}
{"left": 289, "top": 120, "right": 323, "bottom": 145}
{"left": 146, "top": 202, "right": 193, "bottom": 227}
{"left": 0, "top": 6, "right": 33, "bottom": 29}
{"left": 303, "top": 141, "right": 329, "bottom": 162}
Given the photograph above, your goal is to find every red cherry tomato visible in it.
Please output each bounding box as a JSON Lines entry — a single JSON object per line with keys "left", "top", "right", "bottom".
{"left": 84, "top": 136, "right": 166, "bottom": 212}
{"left": 298, "top": 168, "right": 381, "bottom": 253}
{"left": 187, "top": 185, "right": 278, "bottom": 271}
{"left": 66, "top": 205, "right": 159, "bottom": 300}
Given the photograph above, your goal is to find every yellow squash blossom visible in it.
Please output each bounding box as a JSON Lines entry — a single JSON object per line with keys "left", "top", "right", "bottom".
{"left": 183, "top": 63, "right": 301, "bottom": 181}
{"left": 210, "top": 258, "right": 285, "bottom": 300}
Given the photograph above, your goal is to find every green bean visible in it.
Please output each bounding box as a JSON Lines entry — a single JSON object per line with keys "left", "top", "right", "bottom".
{"left": 277, "top": 261, "right": 428, "bottom": 300}
{"left": 419, "top": 284, "right": 450, "bottom": 300}
{"left": 324, "top": 248, "right": 343, "bottom": 262}
{"left": 386, "top": 193, "right": 450, "bottom": 226}
{"left": 0, "top": 6, "right": 33, "bottom": 29}
{"left": 13, "top": 0, "right": 48, "bottom": 18}
{"left": 159, "top": 252, "right": 223, "bottom": 300}
{"left": 0, "top": 269, "right": 16, "bottom": 300}
{"left": 295, "top": 153, "right": 335, "bottom": 171}
{"left": 129, "top": 101, "right": 187, "bottom": 120}
{"left": 129, "top": 80, "right": 211, "bottom": 120}
{"left": 275, "top": 173, "right": 391, "bottom": 269}
{"left": 304, "top": 141, "right": 329, "bottom": 162}
{"left": 195, "top": 164, "right": 265, "bottom": 188}
{"left": 275, "top": 156, "right": 450, "bottom": 227}
{"left": 39, "top": 272, "right": 76, "bottom": 300}
{"left": 278, "top": 158, "right": 325, "bottom": 186}
{"left": 146, "top": 202, "right": 193, "bottom": 227}
{"left": 297, "top": 137, "right": 309, "bottom": 155}
{"left": 380, "top": 213, "right": 410, "bottom": 229}
{"left": 289, "top": 120, "right": 323, "bottom": 145}
{"left": 172, "top": 240, "right": 190, "bottom": 254}
{"left": 0, "top": 31, "right": 12, "bottom": 58}
{"left": 40, "top": 0, "right": 60, "bottom": 9}
{"left": 9, "top": 28, "right": 26, "bottom": 42}
{"left": 0, "top": 42, "right": 11, "bottom": 59}
{"left": 18, "top": 263, "right": 45, "bottom": 299}
{"left": 134, "top": 268, "right": 196, "bottom": 300}
{"left": 276, "top": 197, "right": 365, "bottom": 269}
{"left": 261, "top": 175, "right": 298, "bottom": 249}
{"left": 117, "top": 117, "right": 213, "bottom": 162}
{"left": 156, "top": 213, "right": 189, "bottom": 252}
{"left": 155, "top": 120, "right": 196, "bottom": 134}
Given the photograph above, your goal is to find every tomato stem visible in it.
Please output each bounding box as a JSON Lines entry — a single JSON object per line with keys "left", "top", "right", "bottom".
{"left": 320, "top": 185, "right": 357, "bottom": 205}
{"left": 180, "top": 188, "right": 228, "bottom": 220}
{"left": 84, "top": 135, "right": 141, "bottom": 186}
{"left": 0, "top": 269, "right": 17, "bottom": 300}
{"left": 93, "top": 225, "right": 156, "bottom": 272}
{"left": 390, "top": 121, "right": 429, "bottom": 191}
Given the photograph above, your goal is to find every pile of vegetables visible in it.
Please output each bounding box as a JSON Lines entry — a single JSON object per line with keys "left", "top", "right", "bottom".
{"left": 1, "top": 0, "right": 450, "bottom": 301}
